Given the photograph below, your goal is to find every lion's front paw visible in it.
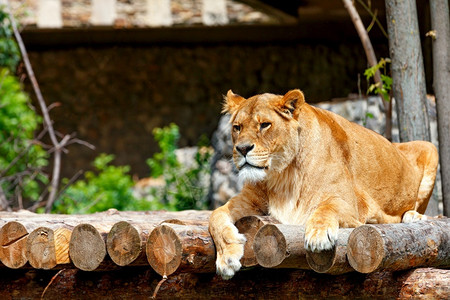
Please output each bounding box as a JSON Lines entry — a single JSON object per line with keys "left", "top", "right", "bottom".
{"left": 304, "top": 220, "right": 338, "bottom": 253}
{"left": 213, "top": 226, "right": 246, "bottom": 280}
{"left": 402, "top": 210, "right": 429, "bottom": 223}
{"left": 216, "top": 241, "right": 245, "bottom": 280}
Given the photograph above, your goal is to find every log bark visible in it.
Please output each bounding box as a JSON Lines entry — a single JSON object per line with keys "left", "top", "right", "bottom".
{"left": 0, "top": 267, "right": 447, "bottom": 299}
{"left": 253, "top": 224, "right": 354, "bottom": 274}
{"left": 0, "top": 209, "right": 212, "bottom": 224}
{"left": 347, "top": 218, "right": 450, "bottom": 273}
{"left": 430, "top": 0, "right": 450, "bottom": 217}
{"left": 385, "top": 0, "right": 431, "bottom": 142}
{"left": 235, "top": 215, "right": 279, "bottom": 267}
{"left": 146, "top": 223, "right": 216, "bottom": 276}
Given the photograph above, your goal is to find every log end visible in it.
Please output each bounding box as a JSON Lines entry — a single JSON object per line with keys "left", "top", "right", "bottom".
{"left": 306, "top": 247, "right": 336, "bottom": 273}
{"left": 26, "top": 227, "right": 57, "bottom": 269}
{"left": 347, "top": 225, "right": 384, "bottom": 273}
{"left": 107, "top": 221, "right": 142, "bottom": 266}
{"left": 235, "top": 216, "right": 266, "bottom": 267}
{"left": 69, "top": 224, "right": 106, "bottom": 271}
{"left": 253, "top": 224, "right": 287, "bottom": 268}
{"left": 0, "top": 221, "right": 29, "bottom": 269}
{"left": 146, "top": 224, "right": 182, "bottom": 276}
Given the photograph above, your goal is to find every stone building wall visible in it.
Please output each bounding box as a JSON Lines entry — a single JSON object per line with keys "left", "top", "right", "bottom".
{"left": 26, "top": 42, "right": 375, "bottom": 178}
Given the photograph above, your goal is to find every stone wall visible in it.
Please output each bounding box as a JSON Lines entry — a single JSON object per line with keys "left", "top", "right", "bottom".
{"left": 26, "top": 42, "right": 377, "bottom": 178}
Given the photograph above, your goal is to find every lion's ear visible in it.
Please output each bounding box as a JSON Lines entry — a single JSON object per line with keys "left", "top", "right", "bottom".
{"left": 279, "top": 89, "right": 305, "bottom": 119}
{"left": 222, "top": 90, "right": 246, "bottom": 114}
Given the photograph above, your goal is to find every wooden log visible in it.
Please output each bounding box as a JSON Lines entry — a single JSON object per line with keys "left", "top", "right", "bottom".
{"left": 235, "top": 215, "right": 279, "bottom": 267}
{"left": 0, "top": 209, "right": 212, "bottom": 224}
{"left": 0, "top": 221, "right": 38, "bottom": 268}
{"left": 69, "top": 223, "right": 112, "bottom": 271}
{"left": 106, "top": 221, "right": 153, "bottom": 267}
{"left": 146, "top": 223, "right": 216, "bottom": 276}
{"left": 306, "top": 228, "right": 354, "bottom": 274}
{"left": 253, "top": 224, "right": 308, "bottom": 269}
{"left": 0, "top": 267, "right": 448, "bottom": 299}
{"left": 25, "top": 225, "right": 73, "bottom": 270}
{"left": 253, "top": 224, "right": 354, "bottom": 274}
{"left": 347, "top": 218, "right": 450, "bottom": 273}
{"left": 106, "top": 217, "right": 210, "bottom": 267}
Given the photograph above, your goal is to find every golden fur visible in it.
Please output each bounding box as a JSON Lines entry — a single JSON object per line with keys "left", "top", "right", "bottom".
{"left": 208, "top": 89, "right": 439, "bottom": 279}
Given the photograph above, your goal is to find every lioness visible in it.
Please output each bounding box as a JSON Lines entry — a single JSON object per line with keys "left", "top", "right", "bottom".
{"left": 209, "top": 89, "right": 438, "bottom": 279}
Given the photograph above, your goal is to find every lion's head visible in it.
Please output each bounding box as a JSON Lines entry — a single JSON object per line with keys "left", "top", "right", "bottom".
{"left": 223, "top": 89, "right": 305, "bottom": 183}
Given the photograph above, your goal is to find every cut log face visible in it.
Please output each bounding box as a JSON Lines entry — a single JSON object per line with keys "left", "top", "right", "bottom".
{"left": 106, "top": 221, "right": 143, "bottom": 266}
{"left": 69, "top": 224, "right": 107, "bottom": 271}
{"left": 54, "top": 227, "right": 72, "bottom": 265}
{"left": 146, "top": 224, "right": 216, "bottom": 276}
{"left": 235, "top": 215, "right": 279, "bottom": 267}
{"left": 347, "top": 219, "right": 450, "bottom": 273}
{"left": 306, "top": 228, "right": 354, "bottom": 274}
{"left": 253, "top": 224, "right": 308, "bottom": 269}
{"left": 147, "top": 224, "right": 182, "bottom": 276}
{"left": 26, "top": 227, "right": 57, "bottom": 269}
{"left": 0, "top": 221, "right": 31, "bottom": 268}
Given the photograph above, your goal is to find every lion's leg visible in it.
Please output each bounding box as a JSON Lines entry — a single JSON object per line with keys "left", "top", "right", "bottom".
{"left": 209, "top": 187, "right": 266, "bottom": 279}
{"left": 395, "top": 141, "right": 438, "bottom": 214}
{"left": 415, "top": 150, "right": 439, "bottom": 214}
{"left": 304, "top": 196, "right": 362, "bottom": 252}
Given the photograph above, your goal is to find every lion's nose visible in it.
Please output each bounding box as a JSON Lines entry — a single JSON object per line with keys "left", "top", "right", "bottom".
{"left": 236, "top": 144, "right": 255, "bottom": 157}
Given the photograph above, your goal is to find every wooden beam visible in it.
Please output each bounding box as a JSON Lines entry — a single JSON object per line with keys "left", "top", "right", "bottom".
{"left": 0, "top": 267, "right": 448, "bottom": 299}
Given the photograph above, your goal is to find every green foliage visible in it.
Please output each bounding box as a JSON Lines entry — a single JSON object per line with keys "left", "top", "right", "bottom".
{"left": 146, "top": 124, "right": 212, "bottom": 211}
{"left": 53, "top": 154, "right": 164, "bottom": 214}
{"left": 0, "top": 6, "right": 20, "bottom": 72}
{"left": 364, "top": 58, "right": 392, "bottom": 102}
{"left": 147, "top": 123, "right": 180, "bottom": 178}
{"left": 52, "top": 124, "right": 211, "bottom": 214}
{"left": 0, "top": 68, "right": 48, "bottom": 202}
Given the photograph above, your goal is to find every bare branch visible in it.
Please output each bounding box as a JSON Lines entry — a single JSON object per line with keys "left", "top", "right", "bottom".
{"left": 342, "top": 0, "right": 392, "bottom": 140}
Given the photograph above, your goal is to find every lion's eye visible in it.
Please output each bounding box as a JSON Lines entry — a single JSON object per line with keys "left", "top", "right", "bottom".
{"left": 233, "top": 125, "right": 241, "bottom": 132}
{"left": 260, "top": 122, "right": 271, "bottom": 130}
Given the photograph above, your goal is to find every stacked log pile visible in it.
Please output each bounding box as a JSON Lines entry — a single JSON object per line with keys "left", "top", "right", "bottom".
{"left": 0, "top": 210, "right": 449, "bottom": 299}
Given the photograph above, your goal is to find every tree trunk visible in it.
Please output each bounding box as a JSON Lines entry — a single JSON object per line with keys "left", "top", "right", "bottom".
{"left": 343, "top": 0, "right": 392, "bottom": 140}
{"left": 430, "top": 0, "right": 450, "bottom": 217}
{"left": 347, "top": 218, "right": 450, "bottom": 273}
{"left": 0, "top": 267, "right": 448, "bottom": 299}
{"left": 385, "top": 0, "right": 431, "bottom": 142}
{"left": 253, "top": 224, "right": 354, "bottom": 274}
{"left": 235, "top": 215, "right": 279, "bottom": 267}
{"left": 146, "top": 223, "right": 216, "bottom": 276}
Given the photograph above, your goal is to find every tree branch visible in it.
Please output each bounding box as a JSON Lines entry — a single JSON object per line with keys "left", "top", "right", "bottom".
{"left": 342, "top": 0, "right": 392, "bottom": 140}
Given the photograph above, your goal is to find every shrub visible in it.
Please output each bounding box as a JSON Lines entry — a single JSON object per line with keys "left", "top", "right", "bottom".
{"left": 52, "top": 153, "right": 164, "bottom": 214}
{"left": 146, "top": 124, "right": 212, "bottom": 211}
{"left": 0, "top": 68, "right": 48, "bottom": 206}
{"left": 0, "top": 6, "right": 20, "bottom": 72}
